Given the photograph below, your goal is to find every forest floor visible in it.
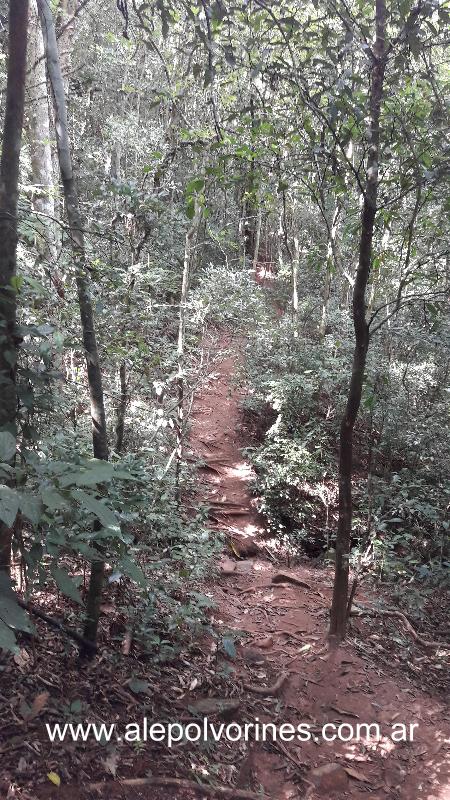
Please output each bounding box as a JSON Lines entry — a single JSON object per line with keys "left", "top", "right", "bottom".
{"left": 2, "top": 330, "right": 449, "bottom": 800}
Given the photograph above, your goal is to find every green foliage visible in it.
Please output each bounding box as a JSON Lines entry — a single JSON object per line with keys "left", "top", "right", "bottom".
{"left": 0, "top": 573, "right": 34, "bottom": 654}
{"left": 368, "top": 471, "right": 449, "bottom": 584}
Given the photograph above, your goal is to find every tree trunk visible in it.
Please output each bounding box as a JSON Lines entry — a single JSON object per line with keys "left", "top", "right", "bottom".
{"left": 26, "top": 0, "right": 56, "bottom": 264}
{"left": 175, "top": 202, "right": 202, "bottom": 497}
{"left": 115, "top": 361, "right": 127, "bottom": 454}
{"left": 319, "top": 202, "right": 341, "bottom": 339}
{"left": 37, "top": 0, "right": 109, "bottom": 648}
{"left": 292, "top": 236, "right": 300, "bottom": 316}
{"left": 252, "top": 206, "right": 262, "bottom": 273}
{"left": 58, "top": 0, "right": 76, "bottom": 96}
{"left": 329, "top": 0, "right": 387, "bottom": 641}
{"left": 0, "top": 0, "right": 29, "bottom": 570}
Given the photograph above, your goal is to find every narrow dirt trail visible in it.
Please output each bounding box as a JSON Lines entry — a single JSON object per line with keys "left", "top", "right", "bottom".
{"left": 190, "top": 332, "right": 450, "bottom": 800}
{"left": 189, "top": 332, "right": 264, "bottom": 549}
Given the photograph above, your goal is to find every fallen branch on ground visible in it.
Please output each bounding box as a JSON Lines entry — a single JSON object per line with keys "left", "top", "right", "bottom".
{"left": 17, "top": 598, "right": 97, "bottom": 653}
{"left": 88, "top": 776, "right": 268, "bottom": 799}
{"left": 352, "top": 603, "right": 449, "bottom": 651}
{"left": 243, "top": 672, "right": 289, "bottom": 696}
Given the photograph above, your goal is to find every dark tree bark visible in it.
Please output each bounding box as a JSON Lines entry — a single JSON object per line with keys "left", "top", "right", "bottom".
{"left": 329, "top": 0, "right": 387, "bottom": 640}
{"left": 0, "top": 0, "right": 29, "bottom": 570}
{"left": 115, "top": 361, "right": 127, "bottom": 454}
{"left": 38, "top": 0, "right": 108, "bottom": 648}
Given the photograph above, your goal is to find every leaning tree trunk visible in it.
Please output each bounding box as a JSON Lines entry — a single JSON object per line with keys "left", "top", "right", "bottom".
{"left": 329, "top": 0, "right": 387, "bottom": 641}
{"left": 38, "top": 0, "right": 108, "bottom": 649}
{"left": 0, "top": 0, "right": 29, "bottom": 570}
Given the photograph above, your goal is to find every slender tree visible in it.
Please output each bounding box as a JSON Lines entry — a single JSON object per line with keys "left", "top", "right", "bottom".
{"left": 329, "top": 0, "right": 387, "bottom": 640}
{"left": 0, "top": 0, "right": 30, "bottom": 570}
{"left": 37, "top": 0, "right": 108, "bottom": 648}
{"left": 26, "top": 0, "right": 56, "bottom": 264}
{"left": 175, "top": 200, "right": 202, "bottom": 497}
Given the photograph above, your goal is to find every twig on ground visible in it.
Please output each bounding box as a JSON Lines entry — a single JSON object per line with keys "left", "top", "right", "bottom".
{"left": 88, "top": 776, "right": 269, "bottom": 799}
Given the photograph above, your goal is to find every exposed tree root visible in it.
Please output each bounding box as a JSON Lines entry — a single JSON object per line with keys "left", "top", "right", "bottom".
{"left": 89, "top": 776, "right": 269, "bottom": 799}
{"left": 352, "top": 603, "right": 450, "bottom": 651}
{"left": 243, "top": 671, "right": 289, "bottom": 696}
{"left": 272, "top": 572, "right": 312, "bottom": 590}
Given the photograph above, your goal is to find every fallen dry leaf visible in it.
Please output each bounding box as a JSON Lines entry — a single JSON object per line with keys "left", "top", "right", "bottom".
{"left": 25, "top": 692, "right": 49, "bottom": 721}
{"left": 344, "top": 766, "right": 373, "bottom": 783}
{"left": 103, "top": 750, "right": 119, "bottom": 777}
{"left": 47, "top": 772, "right": 61, "bottom": 786}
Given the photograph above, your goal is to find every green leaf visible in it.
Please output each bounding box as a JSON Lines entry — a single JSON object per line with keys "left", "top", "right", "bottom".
{"left": 0, "top": 574, "right": 34, "bottom": 634}
{"left": 186, "top": 177, "right": 205, "bottom": 194}
{"left": 19, "top": 493, "right": 42, "bottom": 526}
{"left": 0, "top": 432, "right": 16, "bottom": 462}
{"left": 0, "top": 485, "right": 19, "bottom": 527}
{"left": 73, "top": 490, "right": 117, "bottom": 528}
{"left": 59, "top": 460, "right": 115, "bottom": 488}
{"left": 51, "top": 565, "right": 83, "bottom": 605}
{"left": 0, "top": 595, "right": 34, "bottom": 632}
{"left": 41, "top": 489, "right": 70, "bottom": 512}
{"left": 0, "top": 619, "right": 18, "bottom": 653}
{"left": 119, "top": 555, "right": 147, "bottom": 587}
{"left": 221, "top": 636, "right": 236, "bottom": 659}
{"left": 35, "top": 323, "right": 54, "bottom": 336}
{"left": 128, "top": 678, "right": 149, "bottom": 694}
{"left": 186, "top": 197, "right": 195, "bottom": 219}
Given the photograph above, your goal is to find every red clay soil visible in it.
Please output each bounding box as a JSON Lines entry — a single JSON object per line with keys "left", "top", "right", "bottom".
{"left": 188, "top": 333, "right": 450, "bottom": 800}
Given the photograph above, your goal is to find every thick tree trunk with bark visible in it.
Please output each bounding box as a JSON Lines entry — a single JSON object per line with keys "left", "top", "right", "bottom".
{"left": 38, "top": 0, "right": 109, "bottom": 647}
{"left": 329, "top": 0, "right": 387, "bottom": 640}
{"left": 0, "top": 0, "right": 29, "bottom": 570}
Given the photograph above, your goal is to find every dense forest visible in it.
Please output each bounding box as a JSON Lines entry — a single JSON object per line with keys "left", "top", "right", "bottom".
{"left": 0, "top": 0, "right": 448, "bottom": 798}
